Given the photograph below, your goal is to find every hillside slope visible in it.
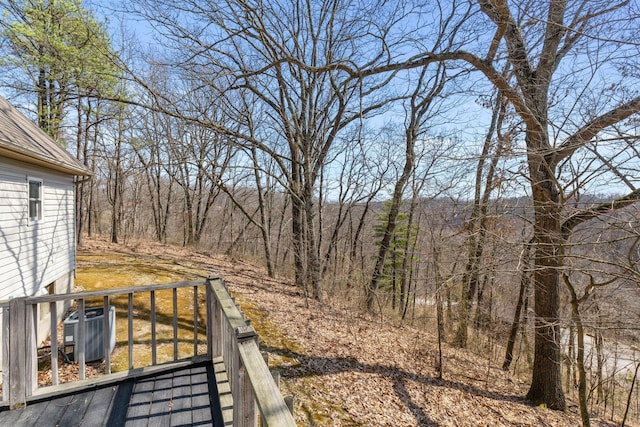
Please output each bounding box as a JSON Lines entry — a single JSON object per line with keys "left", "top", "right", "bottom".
{"left": 78, "top": 236, "right": 610, "bottom": 426}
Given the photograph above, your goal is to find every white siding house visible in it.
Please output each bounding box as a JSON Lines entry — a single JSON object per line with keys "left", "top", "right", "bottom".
{"left": 0, "top": 96, "right": 91, "bottom": 360}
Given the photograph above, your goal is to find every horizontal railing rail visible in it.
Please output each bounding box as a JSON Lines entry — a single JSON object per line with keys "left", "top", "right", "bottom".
{"left": 208, "top": 277, "right": 297, "bottom": 427}
{"left": 0, "top": 275, "right": 296, "bottom": 426}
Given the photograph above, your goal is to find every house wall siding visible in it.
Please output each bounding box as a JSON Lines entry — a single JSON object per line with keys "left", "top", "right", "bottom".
{"left": 0, "top": 157, "right": 76, "bottom": 300}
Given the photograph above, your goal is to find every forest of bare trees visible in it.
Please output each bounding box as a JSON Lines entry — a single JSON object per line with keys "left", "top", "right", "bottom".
{"left": 2, "top": 0, "right": 640, "bottom": 425}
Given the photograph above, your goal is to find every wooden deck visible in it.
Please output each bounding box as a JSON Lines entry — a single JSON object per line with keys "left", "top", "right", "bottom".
{"left": 0, "top": 276, "right": 296, "bottom": 427}
{"left": 0, "top": 360, "right": 228, "bottom": 426}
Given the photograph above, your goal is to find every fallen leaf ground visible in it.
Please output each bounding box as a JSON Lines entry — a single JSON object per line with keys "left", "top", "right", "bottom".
{"left": 75, "top": 236, "right": 619, "bottom": 426}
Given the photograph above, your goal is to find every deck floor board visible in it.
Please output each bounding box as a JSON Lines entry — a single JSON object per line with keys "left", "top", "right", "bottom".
{"left": 146, "top": 372, "right": 173, "bottom": 427}
{"left": 80, "top": 385, "right": 117, "bottom": 426}
{"left": 169, "top": 368, "right": 193, "bottom": 426}
{"left": 30, "top": 394, "right": 75, "bottom": 426}
{"left": 0, "top": 361, "right": 224, "bottom": 427}
{"left": 56, "top": 389, "right": 96, "bottom": 426}
{"left": 191, "top": 366, "right": 213, "bottom": 425}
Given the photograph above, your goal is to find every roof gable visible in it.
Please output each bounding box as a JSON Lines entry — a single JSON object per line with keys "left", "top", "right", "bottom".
{"left": 0, "top": 96, "right": 91, "bottom": 176}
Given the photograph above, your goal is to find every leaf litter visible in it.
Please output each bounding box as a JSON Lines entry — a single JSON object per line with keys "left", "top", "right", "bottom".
{"left": 71, "top": 236, "right": 618, "bottom": 426}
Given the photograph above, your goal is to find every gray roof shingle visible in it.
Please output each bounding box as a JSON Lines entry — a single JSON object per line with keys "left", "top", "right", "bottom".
{"left": 0, "top": 96, "right": 92, "bottom": 176}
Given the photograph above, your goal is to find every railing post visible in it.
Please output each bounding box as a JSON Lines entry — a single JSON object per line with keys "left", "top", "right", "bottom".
{"left": 193, "top": 285, "right": 199, "bottom": 356}
{"left": 206, "top": 281, "right": 212, "bottom": 358}
{"left": 103, "top": 296, "right": 111, "bottom": 375}
{"left": 150, "top": 290, "right": 157, "bottom": 365}
{"left": 225, "top": 315, "right": 234, "bottom": 389}
{"left": 236, "top": 335, "right": 297, "bottom": 426}
{"left": 8, "top": 297, "right": 36, "bottom": 409}
{"left": 127, "top": 293, "right": 134, "bottom": 369}
{"left": 77, "top": 299, "right": 85, "bottom": 380}
{"left": 234, "top": 326, "right": 258, "bottom": 427}
{"left": 8, "top": 297, "right": 25, "bottom": 408}
{"left": 172, "top": 287, "right": 178, "bottom": 361}
{"left": 50, "top": 301, "right": 58, "bottom": 385}
{"left": 26, "top": 303, "right": 37, "bottom": 397}
{"left": 206, "top": 276, "right": 223, "bottom": 359}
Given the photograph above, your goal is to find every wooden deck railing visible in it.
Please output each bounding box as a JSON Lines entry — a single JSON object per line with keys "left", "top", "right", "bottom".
{"left": 0, "top": 275, "right": 296, "bottom": 427}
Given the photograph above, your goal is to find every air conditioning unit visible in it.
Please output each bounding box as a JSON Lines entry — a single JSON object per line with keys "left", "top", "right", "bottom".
{"left": 63, "top": 306, "right": 116, "bottom": 362}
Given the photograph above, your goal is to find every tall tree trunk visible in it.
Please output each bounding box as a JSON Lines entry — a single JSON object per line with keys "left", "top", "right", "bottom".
{"left": 566, "top": 274, "right": 590, "bottom": 426}
{"left": 304, "top": 179, "right": 322, "bottom": 301}
{"left": 274, "top": 194, "right": 289, "bottom": 271}
{"left": 525, "top": 130, "right": 566, "bottom": 410}
{"left": 37, "top": 66, "right": 47, "bottom": 134}
{"left": 455, "top": 89, "right": 507, "bottom": 347}
{"left": 291, "top": 189, "right": 307, "bottom": 295}
{"left": 251, "top": 145, "right": 275, "bottom": 277}
{"left": 367, "top": 63, "right": 447, "bottom": 312}
{"left": 400, "top": 190, "right": 419, "bottom": 317}
{"left": 366, "top": 178, "right": 408, "bottom": 311}
{"left": 75, "top": 99, "right": 85, "bottom": 246}
{"left": 350, "top": 197, "right": 372, "bottom": 267}
{"left": 433, "top": 245, "right": 445, "bottom": 379}
{"left": 474, "top": 275, "right": 492, "bottom": 330}
{"left": 88, "top": 148, "right": 96, "bottom": 237}
{"left": 567, "top": 325, "right": 575, "bottom": 393}
{"left": 503, "top": 241, "right": 531, "bottom": 370}
{"left": 594, "top": 303, "right": 605, "bottom": 405}
{"left": 621, "top": 363, "right": 640, "bottom": 427}
{"left": 436, "top": 285, "right": 444, "bottom": 380}
{"left": 110, "top": 116, "right": 124, "bottom": 244}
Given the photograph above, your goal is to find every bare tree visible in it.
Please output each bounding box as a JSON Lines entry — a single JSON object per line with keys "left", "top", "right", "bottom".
{"left": 128, "top": 0, "right": 411, "bottom": 300}
{"left": 133, "top": 108, "right": 176, "bottom": 243}
{"left": 366, "top": 57, "right": 461, "bottom": 311}
{"left": 403, "top": 1, "right": 640, "bottom": 409}
{"left": 364, "top": 0, "right": 640, "bottom": 409}
{"left": 169, "top": 113, "right": 236, "bottom": 246}
{"left": 89, "top": 0, "right": 640, "bottom": 413}
{"left": 454, "top": 82, "right": 513, "bottom": 347}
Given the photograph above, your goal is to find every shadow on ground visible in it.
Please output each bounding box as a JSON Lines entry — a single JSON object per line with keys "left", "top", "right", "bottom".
{"left": 261, "top": 344, "right": 533, "bottom": 426}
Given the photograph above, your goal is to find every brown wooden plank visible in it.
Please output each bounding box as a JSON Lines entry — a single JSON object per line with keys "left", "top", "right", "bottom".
{"left": 128, "top": 293, "right": 134, "bottom": 370}
{"left": 105, "top": 380, "right": 134, "bottom": 427}
{"left": 237, "top": 339, "right": 296, "bottom": 427}
{"left": 147, "top": 371, "right": 173, "bottom": 427}
{"left": 78, "top": 385, "right": 118, "bottom": 426}
{"left": 9, "top": 297, "right": 26, "bottom": 408}
{"left": 55, "top": 389, "right": 96, "bottom": 426}
{"left": 235, "top": 357, "right": 257, "bottom": 427}
{"left": 193, "top": 286, "right": 198, "bottom": 356}
{"left": 2, "top": 304, "right": 10, "bottom": 400}
{"left": 125, "top": 376, "right": 154, "bottom": 426}
{"left": 103, "top": 296, "right": 111, "bottom": 375}
{"left": 150, "top": 290, "right": 157, "bottom": 366}
{"left": 167, "top": 368, "right": 192, "bottom": 426}
{"left": 190, "top": 366, "right": 213, "bottom": 425}
{"left": 28, "top": 394, "right": 76, "bottom": 426}
{"left": 0, "top": 399, "right": 51, "bottom": 424}
{"left": 27, "top": 303, "right": 38, "bottom": 398}
{"left": 206, "top": 285, "right": 214, "bottom": 358}
{"left": 173, "top": 288, "right": 178, "bottom": 361}
{"left": 50, "top": 301, "right": 59, "bottom": 386}
{"left": 19, "top": 280, "right": 205, "bottom": 304}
